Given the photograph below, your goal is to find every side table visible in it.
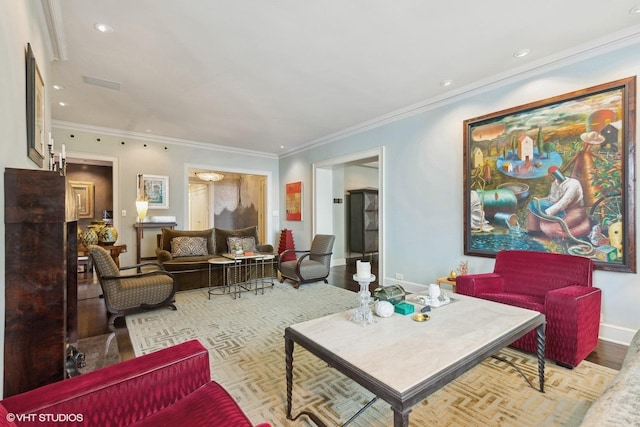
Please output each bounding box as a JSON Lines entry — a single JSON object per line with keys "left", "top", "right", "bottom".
{"left": 208, "top": 257, "right": 237, "bottom": 298}
{"left": 78, "top": 243, "right": 127, "bottom": 268}
{"left": 436, "top": 276, "right": 457, "bottom": 293}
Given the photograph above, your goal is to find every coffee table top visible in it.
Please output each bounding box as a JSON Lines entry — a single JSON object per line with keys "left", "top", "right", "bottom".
{"left": 286, "top": 293, "right": 544, "bottom": 395}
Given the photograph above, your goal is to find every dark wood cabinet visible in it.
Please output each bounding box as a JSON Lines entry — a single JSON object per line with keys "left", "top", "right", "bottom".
{"left": 4, "top": 168, "right": 78, "bottom": 397}
{"left": 348, "top": 189, "right": 378, "bottom": 256}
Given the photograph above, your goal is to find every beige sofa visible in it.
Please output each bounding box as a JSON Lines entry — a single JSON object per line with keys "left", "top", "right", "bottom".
{"left": 156, "top": 226, "right": 274, "bottom": 291}
{"left": 580, "top": 328, "right": 640, "bottom": 426}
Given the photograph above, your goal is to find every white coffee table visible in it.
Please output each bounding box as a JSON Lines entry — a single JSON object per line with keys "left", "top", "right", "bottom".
{"left": 285, "top": 293, "right": 545, "bottom": 426}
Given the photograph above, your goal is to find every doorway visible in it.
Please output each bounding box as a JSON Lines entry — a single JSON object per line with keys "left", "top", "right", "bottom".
{"left": 187, "top": 167, "right": 269, "bottom": 244}
{"left": 313, "top": 147, "right": 384, "bottom": 282}
{"left": 66, "top": 153, "right": 120, "bottom": 244}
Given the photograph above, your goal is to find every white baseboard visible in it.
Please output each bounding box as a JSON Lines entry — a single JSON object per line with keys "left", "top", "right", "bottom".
{"left": 331, "top": 258, "right": 346, "bottom": 267}
{"left": 383, "top": 276, "right": 637, "bottom": 346}
{"left": 598, "top": 324, "right": 637, "bottom": 346}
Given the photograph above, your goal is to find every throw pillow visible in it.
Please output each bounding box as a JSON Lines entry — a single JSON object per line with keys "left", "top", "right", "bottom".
{"left": 227, "top": 236, "right": 257, "bottom": 253}
{"left": 171, "top": 236, "right": 209, "bottom": 257}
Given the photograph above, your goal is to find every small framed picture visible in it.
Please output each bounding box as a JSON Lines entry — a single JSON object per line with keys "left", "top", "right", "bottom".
{"left": 140, "top": 174, "right": 169, "bottom": 209}
{"left": 69, "top": 181, "right": 95, "bottom": 218}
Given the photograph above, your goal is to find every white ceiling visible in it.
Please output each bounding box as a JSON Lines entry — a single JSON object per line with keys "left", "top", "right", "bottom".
{"left": 48, "top": 1, "right": 640, "bottom": 156}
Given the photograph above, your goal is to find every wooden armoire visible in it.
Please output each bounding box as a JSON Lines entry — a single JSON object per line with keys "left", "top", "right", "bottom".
{"left": 4, "top": 168, "right": 78, "bottom": 397}
{"left": 348, "top": 188, "right": 379, "bottom": 256}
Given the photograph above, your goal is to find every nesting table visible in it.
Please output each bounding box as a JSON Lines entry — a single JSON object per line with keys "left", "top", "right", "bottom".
{"left": 208, "top": 253, "right": 276, "bottom": 299}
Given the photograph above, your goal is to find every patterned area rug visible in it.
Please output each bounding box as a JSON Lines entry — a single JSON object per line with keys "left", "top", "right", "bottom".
{"left": 126, "top": 283, "right": 616, "bottom": 427}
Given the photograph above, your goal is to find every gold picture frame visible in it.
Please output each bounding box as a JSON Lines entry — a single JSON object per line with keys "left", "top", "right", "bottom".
{"left": 70, "top": 181, "right": 95, "bottom": 219}
{"left": 26, "top": 43, "right": 45, "bottom": 168}
{"left": 463, "top": 77, "right": 636, "bottom": 273}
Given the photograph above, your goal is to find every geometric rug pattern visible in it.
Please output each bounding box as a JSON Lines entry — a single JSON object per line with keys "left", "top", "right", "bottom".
{"left": 126, "top": 282, "right": 616, "bottom": 427}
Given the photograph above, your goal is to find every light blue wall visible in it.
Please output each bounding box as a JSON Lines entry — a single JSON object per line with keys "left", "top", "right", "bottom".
{"left": 280, "top": 42, "right": 640, "bottom": 344}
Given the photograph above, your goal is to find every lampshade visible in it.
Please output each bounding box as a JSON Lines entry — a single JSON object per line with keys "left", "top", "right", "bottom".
{"left": 135, "top": 200, "right": 148, "bottom": 222}
{"left": 196, "top": 171, "right": 224, "bottom": 182}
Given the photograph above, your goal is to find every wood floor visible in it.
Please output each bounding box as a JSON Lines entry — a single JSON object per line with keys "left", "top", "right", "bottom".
{"left": 78, "top": 260, "right": 627, "bottom": 370}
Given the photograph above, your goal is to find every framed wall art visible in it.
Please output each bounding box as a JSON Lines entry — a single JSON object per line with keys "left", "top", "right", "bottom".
{"left": 26, "top": 43, "right": 45, "bottom": 168}
{"left": 69, "top": 181, "right": 95, "bottom": 219}
{"left": 463, "top": 77, "right": 636, "bottom": 273}
{"left": 285, "top": 181, "right": 302, "bottom": 221}
{"left": 140, "top": 174, "right": 169, "bottom": 209}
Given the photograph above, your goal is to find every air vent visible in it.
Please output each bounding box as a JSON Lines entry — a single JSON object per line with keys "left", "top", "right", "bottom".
{"left": 82, "top": 76, "right": 120, "bottom": 90}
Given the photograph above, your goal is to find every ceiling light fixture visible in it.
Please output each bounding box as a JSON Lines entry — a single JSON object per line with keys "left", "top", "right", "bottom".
{"left": 52, "top": 84, "right": 65, "bottom": 90}
{"left": 513, "top": 49, "right": 531, "bottom": 58}
{"left": 630, "top": 4, "right": 640, "bottom": 14}
{"left": 58, "top": 101, "right": 68, "bottom": 107}
{"left": 196, "top": 172, "right": 224, "bottom": 182}
{"left": 94, "top": 23, "right": 113, "bottom": 33}
{"left": 440, "top": 80, "right": 453, "bottom": 87}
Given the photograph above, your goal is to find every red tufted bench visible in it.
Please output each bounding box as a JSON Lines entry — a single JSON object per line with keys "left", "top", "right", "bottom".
{"left": 0, "top": 340, "right": 270, "bottom": 427}
{"left": 456, "top": 250, "right": 601, "bottom": 368}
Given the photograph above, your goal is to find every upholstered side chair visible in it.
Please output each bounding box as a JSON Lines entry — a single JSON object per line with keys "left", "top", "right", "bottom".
{"left": 89, "top": 245, "right": 177, "bottom": 325}
{"left": 278, "top": 234, "right": 335, "bottom": 289}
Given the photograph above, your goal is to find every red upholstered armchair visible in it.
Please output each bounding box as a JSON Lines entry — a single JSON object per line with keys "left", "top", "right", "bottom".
{"left": 0, "top": 340, "right": 270, "bottom": 427}
{"left": 456, "top": 250, "right": 601, "bottom": 368}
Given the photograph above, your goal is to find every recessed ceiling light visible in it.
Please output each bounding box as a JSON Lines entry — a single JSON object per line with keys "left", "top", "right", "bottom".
{"left": 280, "top": 145, "right": 286, "bottom": 149}
{"left": 58, "top": 101, "right": 68, "bottom": 107}
{"left": 630, "top": 4, "right": 640, "bottom": 14}
{"left": 52, "top": 84, "right": 65, "bottom": 90}
{"left": 440, "top": 80, "right": 453, "bottom": 87}
{"left": 94, "top": 23, "right": 113, "bottom": 33}
{"left": 513, "top": 49, "right": 531, "bottom": 58}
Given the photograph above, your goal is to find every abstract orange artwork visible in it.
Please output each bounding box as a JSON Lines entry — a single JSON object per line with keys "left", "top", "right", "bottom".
{"left": 286, "top": 182, "right": 302, "bottom": 221}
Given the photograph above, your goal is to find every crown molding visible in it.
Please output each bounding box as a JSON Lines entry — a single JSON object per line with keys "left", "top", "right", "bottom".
{"left": 40, "top": 0, "right": 67, "bottom": 61}
{"left": 51, "top": 120, "right": 279, "bottom": 159}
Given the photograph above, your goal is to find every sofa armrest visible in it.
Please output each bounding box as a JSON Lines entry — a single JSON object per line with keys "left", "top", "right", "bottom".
{"left": 456, "top": 273, "right": 505, "bottom": 296}
{"left": 156, "top": 247, "right": 174, "bottom": 263}
{"left": 256, "top": 244, "right": 273, "bottom": 253}
{"left": 545, "top": 285, "right": 602, "bottom": 365}
{"left": 2, "top": 340, "right": 210, "bottom": 426}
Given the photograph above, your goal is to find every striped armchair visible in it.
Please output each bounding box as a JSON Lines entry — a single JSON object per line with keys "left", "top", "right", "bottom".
{"left": 278, "top": 234, "right": 335, "bottom": 289}
{"left": 89, "top": 245, "right": 177, "bottom": 325}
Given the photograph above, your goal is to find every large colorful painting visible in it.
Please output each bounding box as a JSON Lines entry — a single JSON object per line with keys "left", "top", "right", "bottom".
{"left": 463, "top": 77, "right": 636, "bottom": 272}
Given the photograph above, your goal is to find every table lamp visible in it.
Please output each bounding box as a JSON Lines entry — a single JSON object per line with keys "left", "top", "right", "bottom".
{"left": 136, "top": 199, "right": 148, "bottom": 223}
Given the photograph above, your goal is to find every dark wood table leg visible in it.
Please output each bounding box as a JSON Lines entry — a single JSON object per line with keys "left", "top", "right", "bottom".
{"left": 393, "top": 408, "right": 411, "bottom": 427}
{"left": 536, "top": 323, "right": 546, "bottom": 393}
{"left": 286, "top": 336, "right": 294, "bottom": 420}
